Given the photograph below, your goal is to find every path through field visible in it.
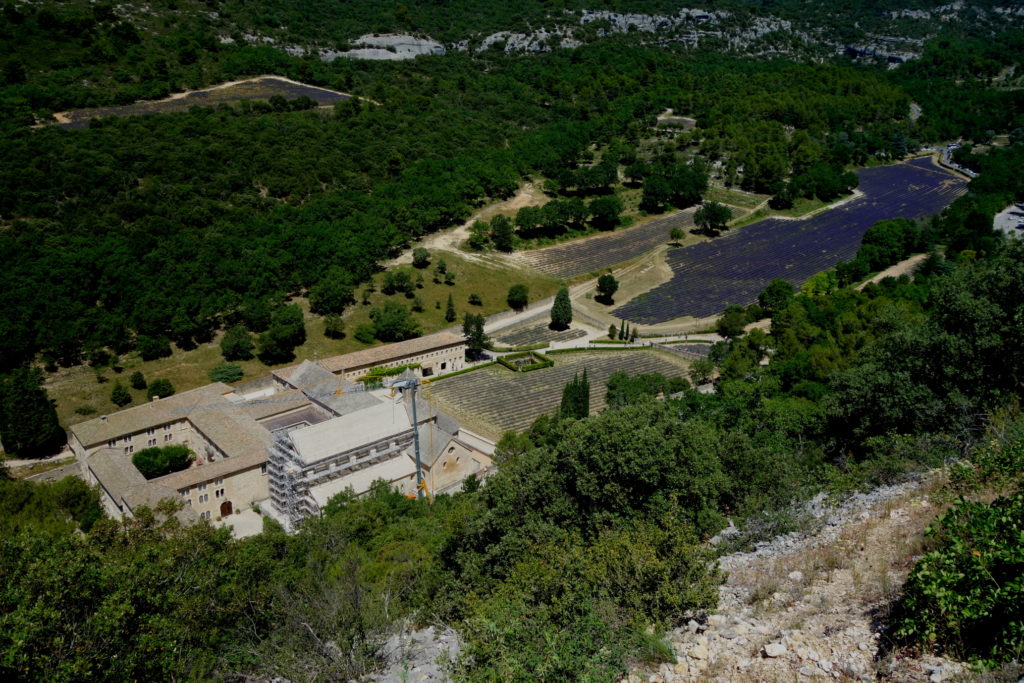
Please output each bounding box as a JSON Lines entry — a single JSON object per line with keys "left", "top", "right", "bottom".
{"left": 386, "top": 182, "right": 548, "bottom": 267}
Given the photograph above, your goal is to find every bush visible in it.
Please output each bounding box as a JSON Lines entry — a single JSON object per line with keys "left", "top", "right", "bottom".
{"left": 110, "top": 382, "right": 132, "bottom": 407}
{"left": 412, "top": 247, "right": 431, "bottom": 268}
{"left": 208, "top": 363, "right": 244, "bottom": 384}
{"left": 147, "top": 378, "right": 175, "bottom": 400}
{"left": 892, "top": 491, "right": 1024, "bottom": 666}
{"left": 355, "top": 323, "right": 377, "bottom": 344}
{"left": 129, "top": 371, "right": 147, "bottom": 390}
{"left": 131, "top": 445, "right": 194, "bottom": 479}
{"left": 324, "top": 314, "right": 346, "bottom": 339}
{"left": 507, "top": 284, "right": 529, "bottom": 311}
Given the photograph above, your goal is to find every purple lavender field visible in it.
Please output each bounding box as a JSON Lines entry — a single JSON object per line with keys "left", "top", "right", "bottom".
{"left": 615, "top": 157, "right": 967, "bottom": 323}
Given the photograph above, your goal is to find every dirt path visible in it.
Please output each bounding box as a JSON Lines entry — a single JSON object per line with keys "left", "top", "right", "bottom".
{"left": 856, "top": 253, "right": 929, "bottom": 289}
{"left": 384, "top": 182, "right": 548, "bottom": 268}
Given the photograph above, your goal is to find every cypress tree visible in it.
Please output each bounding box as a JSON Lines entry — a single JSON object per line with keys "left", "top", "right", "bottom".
{"left": 445, "top": 294, "right": 457, "bottom": 322}
{"left": 550, "top": 287, "right": 573, "bottom": 330}
{"left": 619, "top": 320, "right": 626, "bottom": 340}
{"left": 579, "top": 368, "right": 590, "bottom": 416}
{"left": 559, "top": 371, "right": 590, "bottom": 420}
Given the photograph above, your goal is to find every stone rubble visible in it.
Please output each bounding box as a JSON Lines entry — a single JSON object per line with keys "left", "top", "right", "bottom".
{"left": 629, "top": 474, "right": 975, "bottom": 683}
{"left": 365, "top": 624, "right": 461, "bottom": 682}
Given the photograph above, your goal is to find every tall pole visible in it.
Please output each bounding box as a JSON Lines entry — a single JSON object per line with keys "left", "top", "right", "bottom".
{"left": 394, "top": 378, "right": 425, "bottom": 499}
{"left": 409, "top": 381, "right": 424, "bottom": 499}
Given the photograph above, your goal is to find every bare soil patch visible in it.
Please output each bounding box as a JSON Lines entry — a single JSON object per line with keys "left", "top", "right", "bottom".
{"left": 856, "top": 253, "right": 929, "bottom": 290}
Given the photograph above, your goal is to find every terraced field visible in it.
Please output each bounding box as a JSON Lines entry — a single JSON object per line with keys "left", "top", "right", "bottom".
{"left": 428, "top": 350, "right": 690, "bottom": 437}
{"left": 616, "top": 158, "right": 967, "bottom": 323}
{"left": 517, "top": 208, "right": 697, "bottom": 278}
{"left": 54, "top": 76, "right": 351, "bottom": 129}
{"left": 495, "top": 322, "right": 587, "bottom": 346}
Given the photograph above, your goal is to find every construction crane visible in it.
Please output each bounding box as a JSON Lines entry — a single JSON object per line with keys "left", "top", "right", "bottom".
{"left": 390, "top": 377, "right": 430, "bottom": 499}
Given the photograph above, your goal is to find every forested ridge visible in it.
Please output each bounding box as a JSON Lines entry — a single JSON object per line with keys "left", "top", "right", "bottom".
{"left": 2, "top": 30, "right": 1022, "bottom": 373}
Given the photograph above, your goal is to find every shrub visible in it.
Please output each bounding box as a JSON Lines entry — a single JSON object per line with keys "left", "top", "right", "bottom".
{"left": 132, "top": 445, "right": 194, "bottom": 479}
{"left": 468, "top": 293, "right": 482, "bottom": 306}
{"left": 892, "top": 491, "right": 1024, "bottom": 667}
{"left": 110, "top": 382, "right": 132, "bottom": 407}
{"left": 129, "top": 371, "right": 147, "bottom": 390}
{"left": 208, "top": 363, "right": 244, "bottom": 383}
{"left": 324, "top": 313, "right": 346, "bottom": 339}
{"left": 412, "top": 247, "right": 431, "bottom": 268}
{"left": 507, "top": 284, "right": 529, "bottom": 311}
{"left": 147, "top": 378, "right": 175, "bottom": 400}
{"left": 355, "top": 323, "right": 377, "bottom": 344}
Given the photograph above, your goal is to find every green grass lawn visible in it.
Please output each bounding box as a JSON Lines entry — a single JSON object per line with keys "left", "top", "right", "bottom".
{"left": 46, "top": 251, "right": 559, "bottom": 428}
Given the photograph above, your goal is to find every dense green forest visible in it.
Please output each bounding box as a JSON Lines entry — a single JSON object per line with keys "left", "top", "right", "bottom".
{"left": 2, "top": 31, "right": 1021, "bottom": 376}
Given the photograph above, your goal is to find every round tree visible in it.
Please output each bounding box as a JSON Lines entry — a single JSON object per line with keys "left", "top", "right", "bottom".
{"left": 506, "top": 284, "right": 529, "bottom": 311}
{"left": 694, "top": 202, "right": 733, "bottom": 234}
{"left": 146, "top": 378, "right": 175, "bottom": 400}
{"left": 111, "top": 382, "right": 132, "bottom": 407}
{"left": 596, "top": 273, "right": 619, "bottom": 304}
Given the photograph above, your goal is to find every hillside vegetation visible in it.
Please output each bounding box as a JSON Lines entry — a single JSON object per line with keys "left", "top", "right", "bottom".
{"left": 1, "top": 2, "right": 1024, "bottom": 679}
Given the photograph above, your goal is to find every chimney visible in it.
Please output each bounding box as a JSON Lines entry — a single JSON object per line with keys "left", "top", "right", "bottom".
{"left": 152, "top": 395, "right": 161, "bottom": 402}
{"left": 100, "top": 415, "right": 108, "bottom": 423}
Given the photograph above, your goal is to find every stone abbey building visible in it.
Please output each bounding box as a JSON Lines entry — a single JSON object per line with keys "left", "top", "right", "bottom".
{"left": 69, "top": 332, "right": 491, "bottom": 528}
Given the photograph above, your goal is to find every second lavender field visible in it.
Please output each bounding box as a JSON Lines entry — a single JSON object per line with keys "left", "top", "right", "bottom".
{"left": 615, "top": 157, "right": 967, "bottom": 323}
